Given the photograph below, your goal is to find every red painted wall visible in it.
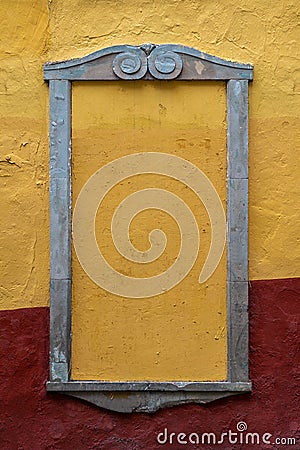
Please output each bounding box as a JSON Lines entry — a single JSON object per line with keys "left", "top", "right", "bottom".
{"left": 0, "top": 278, "right": 299, "bottom": 449}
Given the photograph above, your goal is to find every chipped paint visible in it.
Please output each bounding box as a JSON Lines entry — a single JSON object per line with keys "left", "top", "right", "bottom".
{"left": 195, "top": 60, "right": 205, "bottom": 75}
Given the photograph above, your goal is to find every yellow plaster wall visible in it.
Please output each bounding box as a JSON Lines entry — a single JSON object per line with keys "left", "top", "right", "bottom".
{"left": 0, "top": 1, "right": 49, "bottom": 310}
{"left": 0, "top": 0, "right": 299, "bottom": 355}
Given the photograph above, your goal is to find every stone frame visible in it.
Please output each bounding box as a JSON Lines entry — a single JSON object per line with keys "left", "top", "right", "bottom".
{"left": 44, "top": 44, "right": 253, "bottom": 413}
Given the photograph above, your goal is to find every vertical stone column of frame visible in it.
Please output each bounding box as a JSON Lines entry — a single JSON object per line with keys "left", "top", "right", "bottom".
{"left": 226, "top": 79, "right": 249, "bottom": 382}
{"left": 49, "top": 80, "right": 72, "bottom": 382}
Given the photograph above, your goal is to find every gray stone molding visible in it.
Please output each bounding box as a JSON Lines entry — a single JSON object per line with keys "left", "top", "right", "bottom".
{"left": 44, "top": 44, "right": 253, "bottom": 413}
{"left": 44, "top": 43, "right": 253, "bottom": 81}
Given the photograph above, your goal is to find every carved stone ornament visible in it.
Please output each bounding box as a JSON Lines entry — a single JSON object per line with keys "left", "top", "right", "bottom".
{"left": 44, "top": 43, "right": 253, "bottom": 81}
{"left": 113, "top": 46, "right": 183, "bottom": 80}
{"left": 112, "top": 48, "right": 148, "bottom": 79}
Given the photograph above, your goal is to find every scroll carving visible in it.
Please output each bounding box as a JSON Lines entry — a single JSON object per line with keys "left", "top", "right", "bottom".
{"left": 112, "top": 48, "right": 147, "bottom": 80}
{"left": 148, "top": 48, "right": 183, "bottom": 79}
{"left": 113, "top": 44, "right": 183, "bottom": 80}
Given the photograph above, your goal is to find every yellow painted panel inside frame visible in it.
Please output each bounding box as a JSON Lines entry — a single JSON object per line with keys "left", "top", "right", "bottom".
{"left": 71, "top": 81, "right": 227, "bottom": 381}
